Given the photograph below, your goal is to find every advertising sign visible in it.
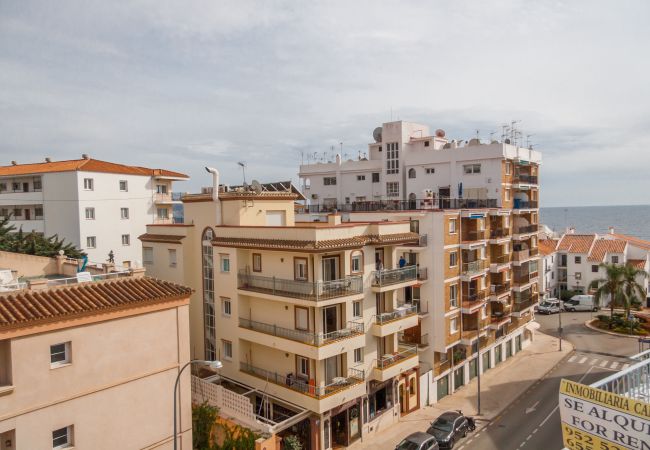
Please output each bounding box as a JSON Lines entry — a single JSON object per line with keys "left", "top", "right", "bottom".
{"left": 559, "top": 379, "right": 650, "bottom": 450}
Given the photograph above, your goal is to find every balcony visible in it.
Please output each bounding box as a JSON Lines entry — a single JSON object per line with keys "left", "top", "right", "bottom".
{"left": 433, "top": 358, "right": 451, "bottom": 376}
{"left": 489, "top": 312, "right": 512, "bottom": 329}
{"left": 512, "top": 249, "right": 532, "bottom": 263}
{"left": 239, "top": 318, "right": 364, "bottom": 346}
{"left": 513, "top": 224, "right": 537, "bottom": 235}
{"left": 513, "top": 200, "right": 539, "bottom": 210}
{"left": 461, "top": 260, "right": 487, "bottom": 277}
{"left": 238, "top": 271, "right": 363, "bottom": 302}
{"left": 240, "top": 363, "right": 364, "bottom": 400}
{"left": 514, "top": 270, "right": 539, "bottom": 285}
{"left": 404, "top": 234, "right": 428, "bottom": 247}
{"left": 490, "top": 281, "right": 511, "bottom": 297}
{"left": 490, "top": 254, "right": 511, "bottom": 271}
{"left": 512, "top": 296, "right": 537, "bottom": 316}
{"left": 514, "top": 174, "right": 538, "bottom": 184}
{"left": 298, "top": 198, "right": 498, "bottom": 213}
{"left": 371, "top": 304, "right": 419, "bottom": 337}
{"left": 461, "top": 291, "right": 487, "bottom": 313}
{"left": 417, "top": 267, "right": 428, "bottom": 281}
{"left": 462, "top": 229, "right": 488, "bottom": 242}
{"left": 372, "top": 345, "right": 419, "bottom": 381}
{"left": 401, "top": 333, "right": 429, "bottom": 350}
{"left": 153, "top": 192, "right": 179, "bottom": 204}
{"left": 489, "top": 228, "right": 511, "bottom": 240}
{"left": 371, "top": 266, "right": 418, "bottom": 291}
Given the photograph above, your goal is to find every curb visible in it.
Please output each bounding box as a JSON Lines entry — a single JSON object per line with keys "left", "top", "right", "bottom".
{"left": 584, "top": 319, "right": 646, "bottom": 339}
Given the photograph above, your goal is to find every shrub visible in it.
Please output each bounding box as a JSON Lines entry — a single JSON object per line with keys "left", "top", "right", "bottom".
{"left": 283, "top": 435, "right": 303, "bottom": 450}
{"left": 193, "top": 402, "right": 219, "bottom": 450}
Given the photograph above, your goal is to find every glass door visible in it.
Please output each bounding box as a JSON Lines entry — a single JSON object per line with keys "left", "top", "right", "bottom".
{"left": 323, "top": 305, "right": 339, "bottom": 334}
{"left": 322, "top": 256, "right": 338, "bottom": 281}
{"left": 324, "top": 355, "right": 341, "bottom": 384}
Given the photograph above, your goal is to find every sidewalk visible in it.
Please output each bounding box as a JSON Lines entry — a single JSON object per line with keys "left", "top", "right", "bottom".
{"left": 350, "top": 328, "right": 573, "bottom": 450}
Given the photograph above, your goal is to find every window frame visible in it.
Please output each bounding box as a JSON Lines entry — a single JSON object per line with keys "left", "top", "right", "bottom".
{"left": 85, "top": 207, "right": 95, "bottom": 220}
{"left": 121, "top": 234, "right": 130, "bottom": 246}
{"left": 386, "top": 181, "right": 399, "bottom": 198}
{"left": 350, "top": 251, "right": 363, "bottom": 274}
{"left": 353, "top": 348, "right": 364, "bottom": 364}
{"left": 222, "top": 340, "right": 233, "bottom": 360}
{"left": 86, "top": 236, "right": 96, "bottom": 249}
{"left": 120, "top": 207, "right": 129, "bottom": 220}
{"left": 450, "top": 317, "right": 459, "bottom": 333}
{"left": 52, "top": 425, "right": 73, "bottom": 449}
{"left": 294, "top": 306, "right": 309, "bottom": 331}
{"left": 50, "top": 342, "right": 71, "bottom": 368}
{"left": 449, "top": 284, "right": 458, "bottom": 308}
{"left": 221, "top": 297, "right": 232, "bottom": 317}
{"left": 323, "top": 177, "right": 337, "bottom": 186}
{"left": 143, "top": 246, "right": 154, "bottom": 264}
{"left": 352, "top": 300, "right": 362, "bottom": 319}
{"left": 119, "top": 180, "right": 128, "bottom": 192}
{"left": 168, "top": 248, "right": 177, "bottom": 267}
{"left": 371, "top": 172, "right": 380, "bottom": 183}
{"left": 575, "top": 256, "right": 581, "bottom": 264}
{"left": 449, "top": 251, "right": 458, "bottom": 268}
{"left": 294, "top": 257, "right": 308, "bottom": 281}
{"left": 220, "top": 254, "right": 230, "bottom": 273}
{"left": 83, "top": 178, "right": 94, "bottom": 191}
{"left": 252, "top": 253, "right": 262, "bottom": 272}
{"left": 296, "top": 355, "right": 310, "bottom": 379}
{"left": 449, "top": 219, "right": 457, "bottom": 234}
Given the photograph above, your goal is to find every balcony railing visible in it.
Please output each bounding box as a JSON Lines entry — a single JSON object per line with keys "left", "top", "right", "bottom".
{"left": 434, "top": 359, "right": 451, "bottom": 376}
{"left": 400, "top": 333, "right": 429, "bottom": 348}
{"left": 491, "top": 254, "right": 511, "bottom": 264}
{"left": 240, "top": 363, "right": 364, "bottom": 398}
{"left": 239, "top": 318, "right": 364, "bottom": 346}
{"left": 461, "top": 260, "right": 487, "bottom": 275}
{"left": 529, "top": 247, "right": 539, "bottom": 256}
{"left": 513, "top": 200, "right": 539, "bottom": 209}
{"left": 513, "top": 298, "right": 535, "bottom": 312}
{"left": 590, "top": 351, "right": 650, "bottom": 402}
{"left": 297, "top": 198, "right": 498, "bottom": 213}
{"left": 514, "top": 224, "right": 537, "bottom": 234}
{"left": 462, "top": 290, "right": 487, "bottom": 303}
{"left": 46, "top": 270, "right": 132, "bottom": 287}
{"left": 375, "top": 304, "right": 417, "bottom": 324}
{"left": 154, "top": 192, "right": 173, "bottom": 203}
{"left": 413, "top": 299, "right": 428, "bottom": 315}
{"left": 512, "top": 249, "right": 530, "bottom": 261}
{"left": 514, "top": 174, "right": 538, "bottom": 184}
{"left": 238, "top": 271, "right": 363, "bottom": 301}
{"left": 490, "top": 282, "right": 511, "bottom": 295}
{"left": 371, "top": 266, "right": 417, "bottom": 287}
{"left": 462, "top": 230, "right": 488, "bottom": 242}
{"left": 406, "top": 234, "right": 428, "bottom": 247}
{"left": 490, "top": 228, "right": 510, "bottom": 239}
{"left": 377, "top": 345, "right": 418, "bottom": 370}
{"left": 514, "top": 271, "right": 539, "bottom": 284}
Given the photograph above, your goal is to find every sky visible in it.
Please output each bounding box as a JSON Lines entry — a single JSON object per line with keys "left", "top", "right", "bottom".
{"left": 1, "top": 0, "right": 649, "bottom": 207}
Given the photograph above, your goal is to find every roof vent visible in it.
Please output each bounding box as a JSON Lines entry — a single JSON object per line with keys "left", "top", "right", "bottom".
{"left": 11, "top": 161, "right": 17, "bottom": 166}
{"left": 45, "top": 157, "right": 51, "bottom": 163}
{"left": 81, "top": 154, "right": 89, "bottom": 160}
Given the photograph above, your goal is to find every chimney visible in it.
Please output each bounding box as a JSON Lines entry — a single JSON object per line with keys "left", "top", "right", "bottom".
{"left": 45, "top": 157, "right": 51, "bottom": 163}
{"left": 11, "top": 161, "right": 17, "bottom": 166}
{"left": 608, "top": 227, "right": 615, "bottom": 235}
{"left": 81, "top": 154, "right": 89, "bottom": 160}
{"left": 327, "top": 213, "right": 341, "bottom": 226}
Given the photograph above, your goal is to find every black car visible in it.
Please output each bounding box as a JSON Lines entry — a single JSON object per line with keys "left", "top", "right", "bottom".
{"left": 395, "top": 431, "right": 440, "bottom": 450}
{"left": 426, "top": 411, "right": 470, "bottom": 449}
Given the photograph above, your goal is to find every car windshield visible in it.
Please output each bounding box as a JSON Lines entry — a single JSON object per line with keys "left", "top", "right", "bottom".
{"left": 540, "top": 301, "right": 555, "bottom": 307}
{"left": 432, "top": 418, "right": 453, "bottom": 432}
{"left": 395, "top": 439, "right": 421, "bottom": 450}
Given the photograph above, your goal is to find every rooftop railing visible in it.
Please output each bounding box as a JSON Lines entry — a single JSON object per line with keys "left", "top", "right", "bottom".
{"left": 239, "top": 318, "right": 364, "bottom": 346}
{"left": 240, "top": 363, "right": 364, "bottom": 398}
{"left": 371, "top": 266, "right": 417, "bottom": 287}
{"left": 297, "top": 198, "right": 499, "bottom": 214}
{"left": 238, "top": 271, "right": 363, "bottom": 301}
{"left": 374, "top": 304, "right": 417, "bottom": 324}
{"left": 377, "top": 345, "right": 418, "bottom": 370}
{"left": 46, "top": 270, "right": 132, "bottom": 287}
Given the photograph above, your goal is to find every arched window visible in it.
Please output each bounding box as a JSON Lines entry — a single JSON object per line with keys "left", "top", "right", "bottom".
{"left": 202, "top": 228, "right": 216, "bottom": 360}
{"left": 408, "top": 168, "right": 416, "bottom": 179}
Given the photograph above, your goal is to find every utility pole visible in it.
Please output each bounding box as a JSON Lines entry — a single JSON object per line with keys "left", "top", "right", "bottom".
{"left": 559, "top": 282, "right": 563, "bottom": 351}
{"left": 477, "top": 326, "right": 481, "bottom": 415}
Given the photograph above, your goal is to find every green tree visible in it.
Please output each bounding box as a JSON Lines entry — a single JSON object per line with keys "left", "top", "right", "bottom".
{"left": 593, "top": 263, "right": 626, "bottom": 328}
{"left": 0, "top": 215, "right": 85, "bottom": 258}
{"left": 621, "top": 264, "right": 647, "bottom": 316}
{"left": 192, "top": 402, "right": 219, "bottom": 450}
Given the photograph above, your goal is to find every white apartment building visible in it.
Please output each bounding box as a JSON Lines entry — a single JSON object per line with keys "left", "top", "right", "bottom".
{"left": 539, "top": 238, "right": 559, "bottom": 298}
{"left": 0, "top": 155, "right": 187, "bottom": 265}
{"left": 298, "top": 120, "right": 542, "bottom": 407}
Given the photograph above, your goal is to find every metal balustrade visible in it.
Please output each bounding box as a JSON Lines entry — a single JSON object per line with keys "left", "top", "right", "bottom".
{"left": 591, "top": 354, "right": 650, "bottom": 402}
{"left": 297, "top": 198, "right": 498, "bottom": 213}
{"left": 240, "top": 363, "right": 364, "bottom": 398}
{"left": 374, "top": 305, "right": 418, "bottom": 324}
{"left": 513, "top": 200, "right": 539, "bottom": 209}
{"left": 463, "top": 230, "right": 488, "bottom": 241}
{"left": 491, "top": 254, "right": 511, "bottom": 264}
{"left": 371, "top": 266, "right": 417, "bottom": 287}
{"left": 377, "top": 345, "right": 418, "bottom": 369}
{"left": 239, "top": 318, "right": 363, "bottom": 346}
{"left": 490, "top": 228, "right": 510, "bottom": 239}
{"left": 461, "top": 260, "right": 487, "bottom": 274}
{"left": 462, "top": 290, "right": 487, "bottom": 302}
{"left": 512, "top": 298, "right": 535, "bottom": 312}
{"left": 514, "top": 174, "right": 538, "bottom": 184}
{"left": 46, "top": 270, "right": 132, "bottom": 287}
{"left": 238, "top": 271, "right": 363, "bottom": 301}
{"left": 514, "top": 224, "right": 537, "bottom": 234}
{"left": 490, "top": 282, "right": 511, "bottom": 295}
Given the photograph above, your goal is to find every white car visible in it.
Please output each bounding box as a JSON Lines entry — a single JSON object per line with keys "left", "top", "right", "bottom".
{"left": 538, "top": 298, "right": 562, "bottom": 314}
{"left": 563, "top": 295, "right": 599, "bottom": 312}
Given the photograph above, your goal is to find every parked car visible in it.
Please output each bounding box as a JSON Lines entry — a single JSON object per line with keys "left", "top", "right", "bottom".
{"left": 538, "top": 298, "right": 562, "bottom": 314}
{"left": 564, "top": 294, "right": 598, "bottom": 312}
{"left": 395, "top": 431, "right": 440, "bottom": 450}
{"left": 426, "top": 411, "right": 470, "bottom": 449}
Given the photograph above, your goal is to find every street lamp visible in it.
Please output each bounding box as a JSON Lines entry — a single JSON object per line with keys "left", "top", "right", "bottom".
{"left": 173, "top": 359, "right": 222, "bottom": 450}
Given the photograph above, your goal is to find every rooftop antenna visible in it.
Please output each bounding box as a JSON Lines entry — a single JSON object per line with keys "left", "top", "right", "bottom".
{"left": 475, "top": 129, "right": 480, "bottom": 141}
{"left": 501, "top": 124, "right": 510, "bottom": 142}
{"left": 489, "top": 130, "right": 497, "bottom": 141}
{"left": 237, "top": 161, "right": 247, "bottom": 184}
{"left": 526, "top": 134, "right": 535, "bottom": 148}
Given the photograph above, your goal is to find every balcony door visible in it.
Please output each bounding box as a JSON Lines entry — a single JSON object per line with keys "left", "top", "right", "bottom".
{"left": 24, "top": 209, "right": 30, "bottom": 220}
{"left": 323, "top": 305, "right": 339, "bottom": 334}
{"left": 324, "top": 354, "right": 342, "bottom": 384}
{"left": 322, "top": 256, "right": 339, "bottom": 281}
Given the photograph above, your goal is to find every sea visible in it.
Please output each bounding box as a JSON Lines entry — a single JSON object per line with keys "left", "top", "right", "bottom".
{"left": 540, "top": 205, "right": 650, "bottom": 240}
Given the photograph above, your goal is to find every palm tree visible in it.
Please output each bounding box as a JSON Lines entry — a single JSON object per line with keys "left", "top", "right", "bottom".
{"left": 593, "top": 263, "right": 626, "bottom": 328}
{"left": 621, "top": 264, "right": 647, "bottom": 317}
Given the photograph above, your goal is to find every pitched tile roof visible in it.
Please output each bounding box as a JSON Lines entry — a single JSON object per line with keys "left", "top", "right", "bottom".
{"left": 138, "top": 233, "right": 186, "bottom": 244}
{"left": 610, "top": 233, "right": 650, "bottom": 251}
{"left": 556, "top": 234, "right": 595, "bottom": 254}
{"left": 0, "top": 277, "right": 192, "bottom": 330}
{"left": 627, "top": 259, "right": 647, "bottom": 270}
{"left": 0, "top": 158, "right": 188, "bottom": 178}
{"left": 538, "top": 238, "right": 557, "bottom": 256}
{"left": 588, "top": 239, "right": 627, "bottom": 262}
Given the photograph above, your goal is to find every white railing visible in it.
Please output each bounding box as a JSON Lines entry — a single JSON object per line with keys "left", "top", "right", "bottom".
{"left": 590, "top": 355, "right": 650, "bottom": 402}
{"left": 0, "top": 281, "right": 27, "bottom": 292}
{"left": 46, "top": 270, "right": 132, "bottom": 287}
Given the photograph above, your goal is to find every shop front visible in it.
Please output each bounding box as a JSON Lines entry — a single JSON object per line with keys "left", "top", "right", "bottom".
{"left": 397, "top": 368, "right": 420, "bottom": 415}
{"left": 326, "top": 398, "right": 362, "bottom": 449}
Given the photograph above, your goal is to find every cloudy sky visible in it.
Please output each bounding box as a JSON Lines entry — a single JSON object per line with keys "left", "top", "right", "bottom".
{"left": 1, "top": 0, "right": 648, "bottom": 207}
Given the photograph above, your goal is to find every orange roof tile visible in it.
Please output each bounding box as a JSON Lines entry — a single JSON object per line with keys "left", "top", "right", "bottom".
{"left": 588, "top": 239, "right": 627, "bottom": 262}
{"left": 538, "top": 239, "right": 557, "bottom": 256}
{"left": 0, "top": 158, "right": 188, "bottom": 178}
{"left": 0, "top": 277, "right": 192, "bottom": 330}
{"left": 556, "top": 234, "right": 595, "bottom": 254}
{"left": 627, "top": 259, "right": 647, "bottom": 270}
{"left": 610, "top": 233, "right": 650, "bottom": 251}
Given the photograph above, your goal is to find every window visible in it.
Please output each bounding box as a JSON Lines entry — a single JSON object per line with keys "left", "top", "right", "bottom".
{"left": 119, "top": 180, "right": 128, "bottom": 192}
{"left": 450, "top": 317, "right": 458, "bottom": 333}
{"left": 294, "top": 258, "right": 308, "bottom": 280}
{"left": 157, "top": 208, "right": 168, "bottom": 219}
{"left": 297, "top": 356, "right": 310, "bottom": 378}
{"left": 50, "top": 342, "right": 71, "bottom": 367}
{"left": 575, "top": 272, "right": 582, "bottom": 281}
{"left": 220, "top": 255, "right": 230, "bottom": 272}
{"left": 84, "top": 208, "right": 95, "bottom": 220}
{"left": 35, "top": 207, "right": 43, "bottom": 217}
{"left": 222, "top": 340, "right": 232, "bottom": 360}
{"left": 592, "top": 265, "right": 599, "bottom": 273}
{"left": 202, "top": 229, "right": 216, "bottom": 360}
{"left": 354, "top": 348, "right": 364, "bottom": 364}
{"left": 156, "top": 184, "right": 168, "bottom": 194}
{"left": 386, "top": 182, "right": 399, "bottom": 197}
{"left": 324, "top": 177, "right": 337, "bottom": 186}
{"left": 424, "top": 140, "right": 430, "bottom": 147}
{"left": 463, "top": 164, "right": 481, "bottom": 174}
{"left": 449, "top": 219, "right": 457, "bottom": 234}
{"left": 0, "top": 208, "right": 7, "bottom": 218}
{"left": 52, "top": 425, "right": 73, "bottom": 448}
{"left": 450, "top": 284, "right": 458, "bottom": 307}
{"left": 505, "top": 162, "right": 512, "bottom": 175}
{"left": 221, "top": 298, "right": 231, "bottom": 317}
{"left": 356, "top": 175, "right": 366, "bottom": 181}
{"left": 169, "top": 249, "right": 177, "bottom": 267}
{"left": 121, "top": 234, "right": 130, "bottom": 246}
{"left": 0, "top": 182, "right": 6, "bottom": 192}
{"left": 505, "top": 189, "right": 511, "bottom": 201}
{"left": 611, "top": 256, "right": 619, "bottom": 264}
{"left": 351, "top": 252, "right": 362, "bottom": 273}
{"left": 120, "top": 207, "right": 129, "bottom": 219}
{"left": 13, "top": 208, "right": 21, "bottom": 217}
{"left": 352, "top": 300, "right": 362, "bottom": 318}
{"left": 295, "top": 306, "right": 309, "bottom": 330}
{"left": 425, "top": 168, "right": 435, "bottom": 174}
{"left": 386, "top": 142, "right": 399, "bottom": 174}
{"left": 408, "top": 168, "right": 416, "bottom": 179}
{"left": 449, "top": 251, "right": 458, "bottom": 267}
{"left": 252, "top": 253, "right": 262, "bottom": 272}
{"left": 33, "top": 177, "right": 42, "bottom": 190}
{"left": 372, "top": 172, "right": 380, "bottom": 183}
{"left": 575, "top": 256, "right": 581, "bottom": 264}
{"left": 83, "top": 178, "right": 94, "bottom": 190}
{"left": 143, "top": 247, "right": 153, "bottom": 264}
{"left": 86, "top": 236, "right": 96, "bottom": 248}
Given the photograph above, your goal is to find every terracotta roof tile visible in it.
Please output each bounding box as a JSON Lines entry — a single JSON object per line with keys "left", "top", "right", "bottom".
{"left": 556, "top": 234, "right": 595, "bottom": 254}
{"left": 0, "top": 277, "right": 192, "bottom": 330}
{"left": 0, "top": 158, "right": 188, "bottom": 178}
{"left": 610, "top": 233, "right": 650, "bottom": 251}
{"left": 538, "top": 239, "right": 557, "bottom": 256}
{"left": 138, "top": 233, "right": 186, "bottom": 244}
{"left": 627, "top": 259, "right": 647, "bottom": 270}
{"left": 588, "top": 239, "right": 627, "bottom": 262}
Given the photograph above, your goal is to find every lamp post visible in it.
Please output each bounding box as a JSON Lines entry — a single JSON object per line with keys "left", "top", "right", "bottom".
{"left": 173, "top": 359, "right": 222, "bottom": 450}
{"left": 477, "top": 325, "right": 481, "bottom": 416}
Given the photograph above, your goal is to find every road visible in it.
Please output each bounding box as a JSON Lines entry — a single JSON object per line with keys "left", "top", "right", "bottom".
{"left": 460, "top": 311, "right": 641, "bottom": 450}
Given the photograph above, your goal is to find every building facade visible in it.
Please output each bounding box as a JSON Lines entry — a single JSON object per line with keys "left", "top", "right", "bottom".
{"left": 0, "top": 251, "right": 193, "bottom": 449}
{"left": 298, "top": 120, "right": 542, "bottom": 405}
{"left": 0, "top": 156, "right": 187, "bottom": 265}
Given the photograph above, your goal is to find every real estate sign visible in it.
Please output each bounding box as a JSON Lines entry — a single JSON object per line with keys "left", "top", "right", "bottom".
{"left": 559, "top": 379, "right": 650, "bottom": 450}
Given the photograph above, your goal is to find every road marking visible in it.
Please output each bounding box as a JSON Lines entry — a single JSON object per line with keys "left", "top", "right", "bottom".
{"left": 568, "top": 355, "right": 577, "bottom": 363}
{"left": 578, "top": 356, "right": 588, "bottom": 364}
{"left": 525, "top": 400, "right": 540, "bottom": 414}
{"left": 599, "top": 360, "right": 608, "bottom": 367}
{"left": 610, "top": 361, "right": 619, "bottom": 369}
{"left": 590, "top": 358, "right": 599, "bottom": 365}
{"left": 622, "top": 363, "right": 630, "bottom": 370}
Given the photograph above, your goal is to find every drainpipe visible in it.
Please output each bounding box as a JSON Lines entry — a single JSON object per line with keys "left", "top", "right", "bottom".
{"left": 205, "top": 167, "right": 222, "bottom": 225}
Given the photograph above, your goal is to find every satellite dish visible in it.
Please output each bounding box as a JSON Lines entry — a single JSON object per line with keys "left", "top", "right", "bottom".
{"left": 251, "top": 180, "right": 262, "bottom": 194}
{"left": 435, "top": 129, "right": 446, "bottom": 138}
{"left": 242, "top": 182, "right": 249, "bottom": 192}
{"left": 373, "top": 127, "right": 382, "bottom": 143}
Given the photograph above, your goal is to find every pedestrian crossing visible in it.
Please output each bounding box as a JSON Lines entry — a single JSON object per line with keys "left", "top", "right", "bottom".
{"left": 567, "top": 353, "right": 630, "bottom": 371}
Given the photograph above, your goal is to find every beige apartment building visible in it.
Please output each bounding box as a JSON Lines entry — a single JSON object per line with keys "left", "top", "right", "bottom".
{"left": 140, "top": 180, "right": 426, "bottom": 449}
{"left": 0, "top": 251, "right": 193, "bottom": 449}
{"left": 298, "top": 120, "right": 542, "bottom": 403}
